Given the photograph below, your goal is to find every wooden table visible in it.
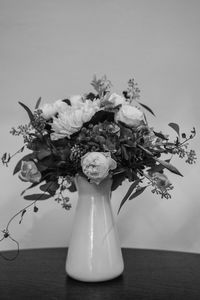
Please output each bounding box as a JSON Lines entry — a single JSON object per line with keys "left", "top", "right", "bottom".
{"left": 0, "top": 248, "right": 200, "bottom": 299}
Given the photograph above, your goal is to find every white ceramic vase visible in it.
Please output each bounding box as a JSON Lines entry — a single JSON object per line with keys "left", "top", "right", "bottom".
{"left": 66, "top": 175, "right": 124, "bottom": 282}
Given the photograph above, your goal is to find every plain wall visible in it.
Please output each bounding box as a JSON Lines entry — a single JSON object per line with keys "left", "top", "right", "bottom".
{"left": 0, "top": 0, "right": 200, "bottom": 253}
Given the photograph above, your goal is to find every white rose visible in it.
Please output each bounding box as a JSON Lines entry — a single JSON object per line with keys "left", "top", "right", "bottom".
{"left": 18, "top": 161, "right": 41, "bottom": 183}
{"left": 50, "top": 100, "right": 98, "bottom": 140}
{"left": 41, "top": 100, "right": 68, "bottom": 119}
{"left": 81, "top": 152, "right": 117, "bottom": 184}
{"left": 108, "top": 93, "right": 125, "bottom": 107}
{"left": 69, "top": 95, "right": 84, "bottom": 108}
{"left": 115, "top": 104, "right": 144, "bottom": 127}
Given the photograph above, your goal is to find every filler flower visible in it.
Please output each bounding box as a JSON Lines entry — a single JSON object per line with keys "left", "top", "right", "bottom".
{"left": 81, "top": 152, "right": 117, "bottom": 184}
{"left": 151, "top": 172, "right": 172, "bottom": 191}
{"left": 18, "top": 161, "right": 41, "bottom": 183}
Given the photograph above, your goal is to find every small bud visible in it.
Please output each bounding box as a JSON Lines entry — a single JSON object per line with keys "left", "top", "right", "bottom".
{"left": 34, "top": 206, "right": 39, "bottom": 213}
{"left": 182, "top": 133, "right": 186, "bottom": 138}
{"left": 3, "top": 231, "right": 9, "bottom": 238}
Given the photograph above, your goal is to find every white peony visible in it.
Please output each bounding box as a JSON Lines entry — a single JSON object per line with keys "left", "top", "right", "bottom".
{"left": 81, "top": 152, "right": 117, "bottom": 184}
{"left": 40, "top": 103, "right": 56, "bottom": 120}
{"left": 115, "top": 104, "right": 144, "bottom": 127}
{"left": 41, "top": 99, "right": 68, "bottom": 120}
{"left": 51, "top": 100, "right": 98, "bottom": 140}
{"left": 69, "top": 95, "right": 84, "bottom": 108}
{"left": 54, "top": 99, "right": 69, "bottom": 112}
{"left": 107, "top": 93, "right": 126, "bottom": 107}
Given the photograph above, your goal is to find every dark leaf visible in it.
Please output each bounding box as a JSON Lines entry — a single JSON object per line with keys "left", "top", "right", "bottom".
{"left": 24, "top": 193, "right": 52, "bottom": 201}
{"left": 153, "top": 131, "right": 168, "bottom": 140}
{"left": 168, "top": 123, "right": 180, "bottom": 137}
{"left": 139, "top": 102, "right": 155, "bottom": 116}
{"left": 86, "top": 92, "right": 96, "bottom": 101}
{"left": 111, "top": 172, "right": 126, "bottom": 191}
{"left": 121, "top": 146, "right": 129, "bottom": 160}
{"left": 112, "top": 168, "right": 126, "bottom": 175}
{"left": 35, "top": 148, "right": 51, "bottom": 160}
{"left": 147, "top": 159, "right": 171, "bottom": 174}
{"left": 37, "top": 156, "right": 57, "bottom": 168}
{"left": 13, "top": 154, "right": 34, "bottom": 175}
{"left": 20, "top": 146, "right": 25, "bottom": 152}
{"left": 137, "top": 145, "right": 153, "bottom": 156}
{"left": 40, "top": 181, "right": 59, "bottom": 196}
{"left": 84, "top": 110, "right": 114, "bottom": 126}
{"left": 21, "top": 209, "right": 26, "bottom": 217}
{"left": 118, "top": 179, "right": 141, "bottom": 214}
{"left": 165, "top": 142, "right": 176, "bottom": 148}
{"left": 18, "top": 102, "right": 34, "bottom": 122}
{"left": 68, "top": 181, "right": 77, "bottom": 192}
{"left": 19, "top": 209, "right": 27, "bottom": 224}
{"left": 129, "top": 186, "right": 147, "bottom": 200}
{"left": 155, "top": 158, "right": 183, "bottom": 176}
{"left": 62, "top": 98, "right": 71, "bottom": 105}
{"left": 35, "top": 97, "right": 42, "bottom": 109}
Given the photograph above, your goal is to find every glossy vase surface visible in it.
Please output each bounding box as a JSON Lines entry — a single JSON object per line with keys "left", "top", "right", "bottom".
{"left": 66, "top": 175, "right": 124, "bottom": 282}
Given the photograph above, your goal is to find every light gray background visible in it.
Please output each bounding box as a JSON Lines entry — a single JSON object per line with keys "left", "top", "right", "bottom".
{"left": 0, "top": 0, "right": 199, "bottom": 252}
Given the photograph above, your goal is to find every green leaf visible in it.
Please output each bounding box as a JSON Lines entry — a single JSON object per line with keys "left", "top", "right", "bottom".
{"left": 40, "top": 181, "right": 59, "bottom": 196}
{"left": 35, "top": 97, "right": 42, "bottom": 109}
{"left": 18, "top": 101, "right": 34, "bottom": 122}
{"left": 35, "top": 148, "right": 51, "bottom": 160}
{"left": 153, "top": 131, "right": 168, "bottom": 140}
{"left": 112, "top": 168, "right": 126, "bottom": 175}
{"left": 147, "top": 159, "right": 171, "bottom": 174}
{"left": 129, "top": 186, "right": 147, "bottom": 200}
{"left": 139, "top": 102, "right": 155, "bottom": 116}
{"left": 24, "top": 193, "right": 52, "bottom": 201}
{"left": 111, "top": 171, "right": 126, "bottom": 191}
{"left": 19, "top": 209, "right": 27, "bottom": 224}
{"left": 68, "top": 181, "right": 77, "bottom": 192}
{"left": 85, "top": 110, "right": 114, "bottom": 126}
{"left": 13, "top": 154, "right": 34, "bottom": 175}
{"left": 155, "top": 158, "right": 183, "bottom": 176}
{"left": 168, "top": 123, "right": 180, "bottom": 137}
{"left": 118, "top": 179, "right": 141, "bottom": 214}
{"left": 121, "top": 145, "right": 129, "bottom": 160}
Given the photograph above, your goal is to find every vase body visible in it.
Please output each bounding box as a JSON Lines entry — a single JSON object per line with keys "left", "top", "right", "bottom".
{"left": 66, "top": 175, "right": 124, "bottom": 282}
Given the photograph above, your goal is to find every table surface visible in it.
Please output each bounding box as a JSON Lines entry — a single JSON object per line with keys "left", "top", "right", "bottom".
{"left": 0, "top": 247, "right": 200, "bottom": 300}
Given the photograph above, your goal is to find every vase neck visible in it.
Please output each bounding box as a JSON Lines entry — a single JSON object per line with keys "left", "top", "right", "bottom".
{"left": 75, "top": 175, "right": 112, "bottom": 197}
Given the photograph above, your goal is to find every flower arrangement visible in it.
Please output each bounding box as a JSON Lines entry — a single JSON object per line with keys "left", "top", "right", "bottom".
{"left": 1, "top": 75, "right": 196, "bottom": 254}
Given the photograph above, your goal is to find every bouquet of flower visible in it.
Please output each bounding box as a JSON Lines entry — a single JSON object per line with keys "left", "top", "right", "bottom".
{"left": 1, "top": 75, "right": 196, "bottom": 233}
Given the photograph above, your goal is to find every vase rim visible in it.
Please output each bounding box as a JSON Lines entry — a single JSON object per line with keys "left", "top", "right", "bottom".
{"left": 74, "top": 174, "right": 113, "bottom": 190}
